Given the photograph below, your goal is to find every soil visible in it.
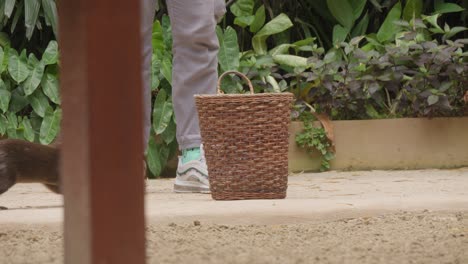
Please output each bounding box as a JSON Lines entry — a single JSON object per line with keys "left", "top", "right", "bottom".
{"left": 0, "top": 211, "right": 467, "bottom": 264}
{"left": 0, "top": 169, "right": 467, "bottom": 264}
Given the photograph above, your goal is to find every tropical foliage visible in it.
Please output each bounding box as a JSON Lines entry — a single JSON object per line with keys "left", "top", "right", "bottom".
{"left": 1, "top": 0, "right": 467, "bottom": 176}
{"left": 0, "top": 1, "right": 60, "bottom": 144}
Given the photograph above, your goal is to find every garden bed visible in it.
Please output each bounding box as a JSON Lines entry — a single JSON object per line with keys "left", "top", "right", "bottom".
{"left": 289, "top": 117, "right": 468, "bottom": 172}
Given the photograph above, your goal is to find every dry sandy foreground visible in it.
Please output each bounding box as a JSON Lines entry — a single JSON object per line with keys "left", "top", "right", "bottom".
{"left": 0, "top": 169, "right": 467, "bottom": 264}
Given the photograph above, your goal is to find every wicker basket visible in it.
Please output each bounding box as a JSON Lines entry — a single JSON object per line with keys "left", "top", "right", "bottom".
{"left": 195, "top": 71, "right": 294, "bottom": 200}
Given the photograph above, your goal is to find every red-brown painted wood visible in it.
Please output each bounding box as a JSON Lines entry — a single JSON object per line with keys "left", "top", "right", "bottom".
{"left": 59, "top": 1, "right": 146, "bottom": 263}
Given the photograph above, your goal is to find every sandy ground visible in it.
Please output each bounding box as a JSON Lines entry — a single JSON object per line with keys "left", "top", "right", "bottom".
{"left": 0, "top": 169, "right": 467, "bottom": 264}
{"left": 1, "top": 211, "right": 467, "bottom": 264}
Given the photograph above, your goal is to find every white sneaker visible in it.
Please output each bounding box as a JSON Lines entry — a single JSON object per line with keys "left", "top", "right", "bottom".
{"left": 173, "top": 146, "right": 210, "bottom": 193}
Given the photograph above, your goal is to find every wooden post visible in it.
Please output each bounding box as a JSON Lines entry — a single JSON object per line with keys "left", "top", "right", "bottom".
{"left": 58, "top": 1, "right": 146, "bottom": 263}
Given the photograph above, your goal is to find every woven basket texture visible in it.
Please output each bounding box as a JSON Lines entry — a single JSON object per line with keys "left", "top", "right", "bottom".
{"left": 195, "top": 71, "right": 294, "bottom": 200}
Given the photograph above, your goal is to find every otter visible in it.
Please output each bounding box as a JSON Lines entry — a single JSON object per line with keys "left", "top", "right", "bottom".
{"left": 0, "top": 137, "right": 148, "bottom": 196}
{"left": 0, "top": 139, "right": 60, "bottom": 195}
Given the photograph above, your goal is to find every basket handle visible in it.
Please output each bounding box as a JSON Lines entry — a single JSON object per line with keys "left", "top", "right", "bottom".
{"left": 217, "top": 70, "right": 254, "bottom": 94}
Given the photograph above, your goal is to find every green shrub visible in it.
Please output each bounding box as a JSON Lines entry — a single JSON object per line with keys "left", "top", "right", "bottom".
{"left": 0, "top": 0, "right": 60, "bottom": 144}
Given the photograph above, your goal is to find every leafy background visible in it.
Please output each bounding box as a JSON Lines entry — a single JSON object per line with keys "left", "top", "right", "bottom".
{"left": 1, "top": 0, "right": 467, "bottom": 176}
{"left": 0, "top": 0, "right": 60, "bottom": 145}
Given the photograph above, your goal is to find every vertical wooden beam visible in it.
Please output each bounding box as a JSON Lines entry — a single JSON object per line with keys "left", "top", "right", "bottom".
{"left": 59, "top": 1, "right": 146, "bottom": 264}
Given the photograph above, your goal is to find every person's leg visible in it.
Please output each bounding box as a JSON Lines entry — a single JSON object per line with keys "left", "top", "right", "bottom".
{"left": 167, "top": 0, "right": 224, "bottom": 151}
{"left": 141, "top": 0, "right": 157, "bottom": 151}
{"left": 167, "top": 0, "right": 225, "bottom": 192}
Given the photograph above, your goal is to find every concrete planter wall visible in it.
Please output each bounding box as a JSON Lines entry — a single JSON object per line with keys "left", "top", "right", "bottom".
{"left": 289, "top": 117, "right": 468, "bottom": 172}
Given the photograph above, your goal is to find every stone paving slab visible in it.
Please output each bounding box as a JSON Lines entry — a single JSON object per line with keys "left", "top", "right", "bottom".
{"left": 0, "top": 168, "right": 467, "bottom": 225}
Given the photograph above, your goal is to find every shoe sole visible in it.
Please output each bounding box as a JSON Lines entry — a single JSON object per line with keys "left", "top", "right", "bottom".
{"left": 173, "top": 184, "right": 210, "bottom": 194}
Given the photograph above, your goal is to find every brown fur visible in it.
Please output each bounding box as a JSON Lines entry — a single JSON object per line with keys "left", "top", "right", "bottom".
{"left": 0, "top": 139, "right": 60, "bottom": 195}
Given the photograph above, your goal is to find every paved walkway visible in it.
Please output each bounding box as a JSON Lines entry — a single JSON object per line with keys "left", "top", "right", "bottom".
{"left": 0, "top": 168, "right": 467, "bottom": 225}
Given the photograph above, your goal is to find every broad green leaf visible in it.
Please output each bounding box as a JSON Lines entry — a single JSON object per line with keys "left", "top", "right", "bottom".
{"left": 29, "top": 111, "right": 42, "bottom": 133}
{"left": 0, "top": 4, "right": 4, "bottom": 26}
{"left": 152, "top": 89, "right": 173, "bottom": 134}
{"left": 161, "top": 119, "right": 176, "bottom": 144}
{"left": 252, "top": 13, "right": 293, "bottom": 55}
{"left": 427, "top": 95, "right": 439, "bottom": 105}
{"left": 24, "top": 61, "right": 45, "bottom": 95}
{"left": 444, "top": 27, "right": 468, "bottom": 40}
{"left": 327, "top": 0, "right": 354, "bottom": 28}
{"left": 8, "top": 87, "right": 29, "bottom": 113}
{"left": 434, "top": 0, "right": 465, "bottom": 14}
{"left": 4, "top": 0, "right": 16, "bottom": 18}
{"left": 234, "top": 16, "right": 255, "bottom": 28}
{"left": 8, "top": 49, "right": 30, "bottom": 83}
{"left": 24, "top": 0, "right": 41, "bottom": 40}
{"left": 10, "top": 0, "right": 23, "bottom": 33}
{"left": 250, "top": 5, "right": 266, "bottom": 33}
{"left": 403, "top": 0, "right": 423, "bottom": 21}
{"left": 28, "top": 89, "right": 50, "bottom": 117}
{"left": 365, "top": 104, "right": 381, "bottom": 119}
{"left": 293, "top": 37, "right": 316, "bottom": 47}
{"left": 0, "top": 32, "right": 10, "bottom": 48}
{"left": 270, "top": 44, "right": 295, "bottom": 56}
{"left": 324, "top": 49, "right": 340, "bottom": 64}
{"left": 265, "top": 76, "right": 280, "bottom": 93}
{"left": 439, "top": 82, "right": 452, "bottom": 92}
{"left": 333, "top": 25, "right": 350, "bottom": 45}
{"left": 158, "top": 144, "right": 170, "bottom": 172}
{"left": 0, "top": 79, "right": 11, "bottom": 113}
{"left": 230, "top": 0, "right": 254, "bottom": 17}
{"left": 423, "top": 14, "right": 443, "bottom": 31}
{"left": 0, "top": 114, "right": 7, "bottom": 135}
{"left": 41, "top": 0, "right": 58, "bottom": 37}
{"left": 0, "top": 47, "right": 3, "bottom": 75}
{"left": 161, "top": 57, "right": 172, "bottom": 85}
{"left": 254, "top": 55, "right": 275, "bottom": 67}
{"left": 349, "top": 0, "right": 367, "bottom": 20}
{"left": 219, "top": 75, "right": 243, "bottom": 94}
{"left": 6, "top": 112, "right": 18, "bottom": 139}
{"left": 273, "top": 54, "right": 308, "bottom": 68}
{"left": 41, "top": 72, "right": 60, "bottom": 104}
{"left": 0, "top": 45, "right": 9, "bottom": 74}
{"left": 42, "top": 40, "right": 58, "bottom": 65}
{"left": 151, "top": 56, "right": 160, "bottom": 90}
{"left": 351, "top": 12, "right": 369, "bottom": 37}
{"left": 40, "top": 107, "right": 61, "bottom": 144}
{"left": 152, "top": 20, "right": 164, "bottom": 52}
{"left": 21, "top": 117, "right": 35, "bottom": 142}
{"left": 146, "top": 136, "right": 162, "bottom": 177}
{"left": 28, "top": 53, "right": 39, "bottom": 65}
{"left": 161, "top": 15, "right": 172, "bottom": 49}
{"left": 217, "top": 26, "right": 240, "bottom": 72}
{"left": 377, "top": 2, "right": 402, "bottom": 42}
